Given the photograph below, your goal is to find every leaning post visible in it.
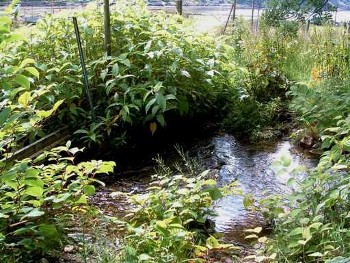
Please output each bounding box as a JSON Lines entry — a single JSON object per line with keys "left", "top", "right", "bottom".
{"left": 72, "top": 17, "right": 97, "bottom": 122}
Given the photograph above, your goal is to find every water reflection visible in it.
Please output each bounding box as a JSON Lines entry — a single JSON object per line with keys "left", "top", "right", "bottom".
{"left": 206, "top": 134, "right": 317, "bottom": 243}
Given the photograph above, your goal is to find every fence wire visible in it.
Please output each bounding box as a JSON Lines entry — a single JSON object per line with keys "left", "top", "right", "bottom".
{"left": 1, "top": 1, "right": 261, "bottom": 31}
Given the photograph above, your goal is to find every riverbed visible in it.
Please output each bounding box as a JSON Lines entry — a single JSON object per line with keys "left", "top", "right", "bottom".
{"left": 89, "top": 132, "right": 317, "bottom": 261}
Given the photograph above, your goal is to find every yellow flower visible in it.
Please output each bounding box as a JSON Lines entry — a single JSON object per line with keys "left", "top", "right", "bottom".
{"left": 311, "top": 66, "right": 322, "bottom": 82}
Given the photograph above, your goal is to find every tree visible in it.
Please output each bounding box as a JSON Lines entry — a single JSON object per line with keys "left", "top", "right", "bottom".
{"left": 176, "top": 0, "right": 183, "bottom": 15}
{"left": 103, "top": 0, "right": 111, "bottom": 56}
{"left": 263, "top": 0, "right": 336, "bottom": 25}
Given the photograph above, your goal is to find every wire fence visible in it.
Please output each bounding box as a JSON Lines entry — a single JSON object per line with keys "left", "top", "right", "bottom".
{"left": 1, "top": 1, "right": 259, "bottom": 30}
{"left": 2, "top": 1, "right": 349, "bottom": 32}
{"left": 1, "top": 1, "right": 89, "bottom": 23}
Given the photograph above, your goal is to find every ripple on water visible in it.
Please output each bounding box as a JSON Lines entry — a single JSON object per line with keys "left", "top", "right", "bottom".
{"left": 209, "top": 134, "right": 317, "bottom": 245}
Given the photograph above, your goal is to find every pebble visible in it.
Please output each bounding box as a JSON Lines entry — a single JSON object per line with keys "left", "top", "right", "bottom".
{"left": 64, "top": 245, "right": 76, "bottom": 253}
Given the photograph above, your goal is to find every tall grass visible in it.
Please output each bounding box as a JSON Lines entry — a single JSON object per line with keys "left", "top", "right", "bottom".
{"left": 231, "top": 22, "right": 350, "bottom": 262}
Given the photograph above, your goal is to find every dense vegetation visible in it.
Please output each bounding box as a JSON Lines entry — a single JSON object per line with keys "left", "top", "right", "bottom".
{"left": 1, "top": 0, "right": 350, "bottom": 262}
{"left": 234, "top": 18, "right": 350, "bottom": 263}
{"left": 0, "top": 1, "right": 241, "bottom": 261}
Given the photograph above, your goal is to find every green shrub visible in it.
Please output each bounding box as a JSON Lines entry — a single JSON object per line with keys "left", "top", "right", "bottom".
{"left": 223, "top": 21, "right": 292, "bottom": 137}
{"left": 257, "top": 137, "right": 350, "bottom": 262}
{"left": 113, "top": 153, "right": 238, "bottom": 262}
{"left": 0, "top": 142, "right": 115, "bottom": 261}
{"left": 9, "top": 1, "right": 238, "bottom": 147}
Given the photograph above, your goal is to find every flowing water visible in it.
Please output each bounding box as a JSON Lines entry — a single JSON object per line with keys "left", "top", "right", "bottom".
{"left": 91, "top": 132, "right": 317, "bottom": 254}
{"left": 202, "top": 134, "right": 317, "bottom": 246}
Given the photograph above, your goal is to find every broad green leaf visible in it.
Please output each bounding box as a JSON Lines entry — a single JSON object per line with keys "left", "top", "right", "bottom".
{"left": 207, "top": 188, "right": 223, "bottom": 200}
{"left": 75, "top": 195, "right": 87, "bottom": 204}
{"left": 165, "top": 94, "right": 176, "bottom": 101}
{"left": 24, "top": 67, "right": 39, "bottom": 78}
{"left": 321, "top": 137, "right": 332, "bottom": 149}
{"left": 155, "top": 220, "right": 169, "bottom": 235}
{"left": 6, "top": 33, "right": 26, "bottom": 43}
{"left": 13, "top": 227, "right": 31, "bottom": 236}
{"left": 156, "top": 220, "right": 167, "bottom": 229}
{"left": 23, "top": 208, "right": 45, "bottom": 218}
{"left": 309, "top": 222, "right": 322, "bottom": 229}
{"left": 156, "top": 114, "right": 165, "bottom": 126}
{"left": 19, "top": 58, "right": 36, "bottom": 69}
{"left": 0, "top": 108, "right": 11, "bottom": 125}
{"left": 203, "top": 179, "right": 217, "bottom": 186}
{"left": 0, "top": 16, "right": 11, "bottom": 25}
{"left": 169, "top": 223, "right": 184, "bottom": 229}
{"left": 1, "top": 81, "right": 12, "bottom": 89}
{"left": 243, "top": 195, "right": 254, "bottom": 208}
{"left": 289, "top": 227, "right": 303, "bottom": 236}
{"left": 153, "top": 82, "right": 162, "bottom": 93}
{"left": 0, "top": 212, "right": 9, "bottom": 218}
{"left": 288, "top": 241, "right": 300, "bottom": 248}
{"left": 120, "top": 58, "right": 131, "bottom": 67}
{"left": 36, "top": 100, "right": 64, "bottom": 118}
{"left": 112, "top": 63, "right": 119, "bottom": 76}
{"left": 302, "top": 227, "right": 311, "bottom": 239}
{"left": 157, "top": 93, "right": 166, "bottom": 111}
{"left": 324, "top": 127, "right": 341, "bottom": 133}
{"left": 206, "top": 235, "right": 220, "bottom": 249}
{"left": 97, "top": 161, "right": 115, "bottom": 174}
{"left": 15, "top": 75, "right": 30, "bottom": 89}
{"left": 25, "top": 168, "right": 39, "bottom": 178}
{"left": 299, "top": 218, "right": 309, "bottom": 225}
{"left": 24, "top": 177, "right": 44, "bottom": 188}
{"left": 83, "top": 185, "right": 96, "bottom": 196}
{"left": 329, "top": 189, "right": 340, "bottom": 199}
{"left": 145, "top": 98, "right": 156, "bottom": 113}
{"left": 18, "top": 91, "right": 31, "bottom": 107}
{"left": 0, "top": 24, "right": 10, "bottom": 34}
{"left": 10, "top": 87, "right": 26, "bottom": 98}
{"left": 176, "top": 231, "right": 187, "bottom": 237}
{"left": 53, "top": 193, "right": 71, "bottom": 203}
{"left": 151, "top": 105, "right": 160, "bottom": 116}
{"left": 194, "top": 245, "right": 207, "bottom": 256}
{"left": 100, "top": 69, "right": 108, "bottom": 80}
{"left": 38, "top": 224, "right": 58, "bottom": 238}
{"left": 298, "top": 239, "right": 308, "bottom": 245}
{"left": 25, "top": 186, "right": 44, "bottom": 198}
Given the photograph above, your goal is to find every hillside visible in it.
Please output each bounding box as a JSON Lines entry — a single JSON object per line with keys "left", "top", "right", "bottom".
{"left": 236, "top": 0, "right": 350, "bottom": 10}
{"left": 333, "top": 0, "right": 350, "bottom": 9}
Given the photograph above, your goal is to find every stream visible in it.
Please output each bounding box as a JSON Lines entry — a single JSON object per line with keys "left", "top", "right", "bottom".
{"left": 90, "top": 132, "right": 317, "bottom": 257}
{"left": 201, "top": 134, "right": 317, "bottom": 246}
